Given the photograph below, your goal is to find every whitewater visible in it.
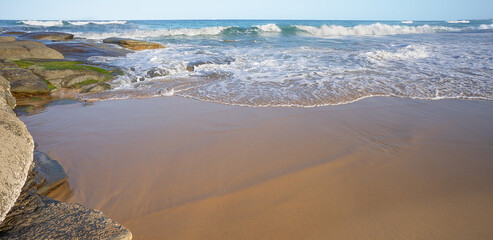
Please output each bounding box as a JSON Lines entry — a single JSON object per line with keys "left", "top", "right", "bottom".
{"left": 1, "top": 19, "right": 492, "bottom": 107}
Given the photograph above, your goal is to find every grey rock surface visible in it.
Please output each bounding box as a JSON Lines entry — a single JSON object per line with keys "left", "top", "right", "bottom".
{"left": 0, "top": 191, "right": 132, "bottom": 240}
{"left": 19, "top": 32, "right": 74, "bottom": 41}
{"left": 0, "top": 40, "right": 64, "bottom": 59}
{"left": 29, "top": 151, "right": 69, "bottom": 196}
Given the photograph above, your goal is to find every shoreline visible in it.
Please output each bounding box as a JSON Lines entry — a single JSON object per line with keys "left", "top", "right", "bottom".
{"left": 22, "top": 95, "right": 493, "bottom": 239}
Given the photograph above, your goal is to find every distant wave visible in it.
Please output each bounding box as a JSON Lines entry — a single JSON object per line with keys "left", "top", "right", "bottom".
{"left": 75, "top": 26, "right": 231, "bottom": 39}
{"left": 19, "top": 20, "right": 63, "bottom": 27}
{"left": 254, "top": 24, "right": 282, "bottom": 32}
{"left": 294, "top": 23, "right": 448, "bottom": 36}
{"left": 478, "top": 24, "right": 493, "bottom": 30}
{"left": 401, "top": 21, "right": 413, "bottom": 24}
{"left": 446, "top": 20, "right": 470, "bottom": 24}
{"left": 19, "top": 20, "right": 127, "bottom": 27}
{"left": 68, "top": 20, "right": 127, "bottom": 25}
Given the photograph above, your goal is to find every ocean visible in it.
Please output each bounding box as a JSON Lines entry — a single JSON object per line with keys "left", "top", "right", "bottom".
{"left": 1, "top": 19, "right": 492, "bottom": 107}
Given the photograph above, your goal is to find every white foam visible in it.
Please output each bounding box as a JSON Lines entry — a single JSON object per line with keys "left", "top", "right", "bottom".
{"left": 401, "top": 21, "right": 413, "bottom": 24}
{"left": 447, "top": 20, "right": 470, "bottom": 24}
{"left": 294, "top": 23, "right": 440, "bottom": 37}
{"left": 68, "top": 20, "right": 127, "bottom": 25}
{"left": 76, "top": 26, "right": 230, "bottom": 39}
{"left": 478, "top": 24, "right": 493, "bottom": 30}
{"left": 254, "top": 24, "right": 282, "bottom": 32}
{"left": 20, "top": 20, "right": 63, "bottom": 27}
{"left": 365, "top": 45, "right": 431, "bottom": 61}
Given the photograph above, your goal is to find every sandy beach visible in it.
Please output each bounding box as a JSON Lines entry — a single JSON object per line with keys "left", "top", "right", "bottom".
{"left": 19, "top": 96, "right": 493, "bottom": 239}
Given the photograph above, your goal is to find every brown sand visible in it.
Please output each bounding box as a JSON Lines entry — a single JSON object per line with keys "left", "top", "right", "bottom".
{"left": 21, "top": 96, "right": 493, "bottom": 240}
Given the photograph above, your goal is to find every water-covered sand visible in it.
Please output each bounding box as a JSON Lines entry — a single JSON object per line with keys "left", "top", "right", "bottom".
{"left": 21, "top": 96, "right": 493, "bottom": 239}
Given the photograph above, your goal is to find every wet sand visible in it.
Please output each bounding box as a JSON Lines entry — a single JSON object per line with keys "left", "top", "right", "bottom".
{"left": 21, "top": 96, "right": 493, "bottom": 240}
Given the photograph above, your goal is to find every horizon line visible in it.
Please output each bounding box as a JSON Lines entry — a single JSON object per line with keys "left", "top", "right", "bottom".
{"left": 1, "top": 18, "right": 491, "bottom": 21}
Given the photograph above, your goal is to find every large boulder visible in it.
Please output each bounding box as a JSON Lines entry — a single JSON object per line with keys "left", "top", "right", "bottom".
{"left": 19, "top": 32, "right": 74, "bottom": 41}
{"left": 0, "top": 79, "right": 34, "bottom": 223}
{"left": 0, "top": 62, "right": 50, "bottom": 94}
{"left": 103, "top": 37, "right": 166, "bottom": 51}
{"left": 0, "top": 40, "right": 64, "bottom": 59}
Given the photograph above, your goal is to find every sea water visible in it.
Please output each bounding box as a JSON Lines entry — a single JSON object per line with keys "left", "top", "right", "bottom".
{"left": 1, "top": 19, "right": 492, "bottom": 107}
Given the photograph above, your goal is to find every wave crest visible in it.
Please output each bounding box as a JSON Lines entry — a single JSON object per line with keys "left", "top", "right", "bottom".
{"left": 76, "top": 26, "right": 230, "bottom": 39}
{"left": 254, "top": 24, "right": 282, "bottom": 32}
{"left": 19, "top": 20, "right": 63, "bottom": 27}
{"left": 294, "top": 23, "right": 443, "bottom": 36}
{"left": 68, "top": 20, "right": 127, "bottom": 25}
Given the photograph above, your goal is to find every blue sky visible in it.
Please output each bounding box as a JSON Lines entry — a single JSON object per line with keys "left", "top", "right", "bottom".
{"left": 1, "top": 0, "right": 492, "bottom": 20}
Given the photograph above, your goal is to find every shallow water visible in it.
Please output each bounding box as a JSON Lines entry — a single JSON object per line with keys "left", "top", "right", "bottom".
{"left": 2, "top": 19, "right": 493, "bottom": 106}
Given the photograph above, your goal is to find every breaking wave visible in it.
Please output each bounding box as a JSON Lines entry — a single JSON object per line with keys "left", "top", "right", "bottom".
{"left": 75, "top": 26, "right": 231, "bottom": 39}
{"left": 254, "top": 24, "right": 282, "bottom": 32}
{"left": 19, "top": 20, "right": 64, "bottom": 27}
{"left": 67, "top": 20, "right": 127, "bottom": 25}
{"left": 446, "top": 20, "right": 470, "bottom": 24}
{"left": 294, "top": 23, "right": 449, "bottom": 36}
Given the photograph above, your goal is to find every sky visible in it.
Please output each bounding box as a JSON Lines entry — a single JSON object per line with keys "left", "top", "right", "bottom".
{"left": 0, "top": 0, "right": 492, "bottom": 20}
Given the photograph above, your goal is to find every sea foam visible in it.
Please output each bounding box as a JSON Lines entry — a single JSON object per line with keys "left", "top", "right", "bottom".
{"left": 20, "top": 20, "right": 63, "bottom": 27}
{"left": 68, "top": 20, "right": 127, "bottom": 25}
{"left": 76, "top": 26, "right": 230, "bottom": 39}
{"left": 446, "top": 20, "right": 470, "bottom": 24}
{"left": 294, "top": 23, "right": 441, "bottom": 36}
{"left": 254, "top": 24, "right": 282, "bottom": 32}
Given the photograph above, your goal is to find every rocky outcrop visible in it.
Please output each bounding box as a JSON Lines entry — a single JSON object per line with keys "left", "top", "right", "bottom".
{"left": 82, "top": 83, "right": 112, "bottom": 93}
{"left": 0, "top": 46, "right": 131, "bottom": 237}
{"left": 48, "top": 41, "right": 130, "bottom": 63}
{"left": 32, "top": 68, "right": 110, "bottom": 89}
{"left": 0, "top": 39, "right": 64, "bottom": 60}
{"left": 0, "top": 76, "right": 34, "bottom": 223}
{"left": 0, "top": 189, "right": 132, "bottom": 240}
{"left": 103, "top": 37, "right": 166, "bottom": 51}
{"left": 0, "top": 37, "right": 15, "bottom": 43}
{"left": 0, "top": 62, "right": 50, "bottom": 94}
{"left": 18, "top": 32, "right": 74, "bottom": 41}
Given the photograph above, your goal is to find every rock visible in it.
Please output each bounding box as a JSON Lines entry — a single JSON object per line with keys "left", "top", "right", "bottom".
{"left": 32, "top": 69, "right": 110, "bottom": 89}
{"left": 19, "top": 32, "right": 74, "bottom": 41}
{"left": 186, "top": 57, "right": 235, "bottom": 71}
{"left": 0, "top": 62, "right": 51, "bottom": 94}
{"left": 146, "top": 67, "right": 169, "bottom": 78}
{"left": 103, "top": 37, "right": 166, "bottom": 51}
{"left": 0, "top": 37, "right": 15, "bottom": 43}
{"left": 0, "top": 76, "right": 15, "bottom": 109}
{"left": 0, "top": 82, "right": 34, "bottom": 223}
{"left": 0, "top": 32, "right": 25, "bottom": 36}
{"left": 48, "top": 42, "right": 130, "bottom": 62}
{"left": 0, "top": 191, "right": 132, "bottom": 240}
{"left": 82, "top": 83, "right": 112, "bottom": 93}
{"left": 28, "top": 151, "right": 68, "bottom": 197}
{"left": 0, "top": 41, "right": 64, "bottom": 59}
